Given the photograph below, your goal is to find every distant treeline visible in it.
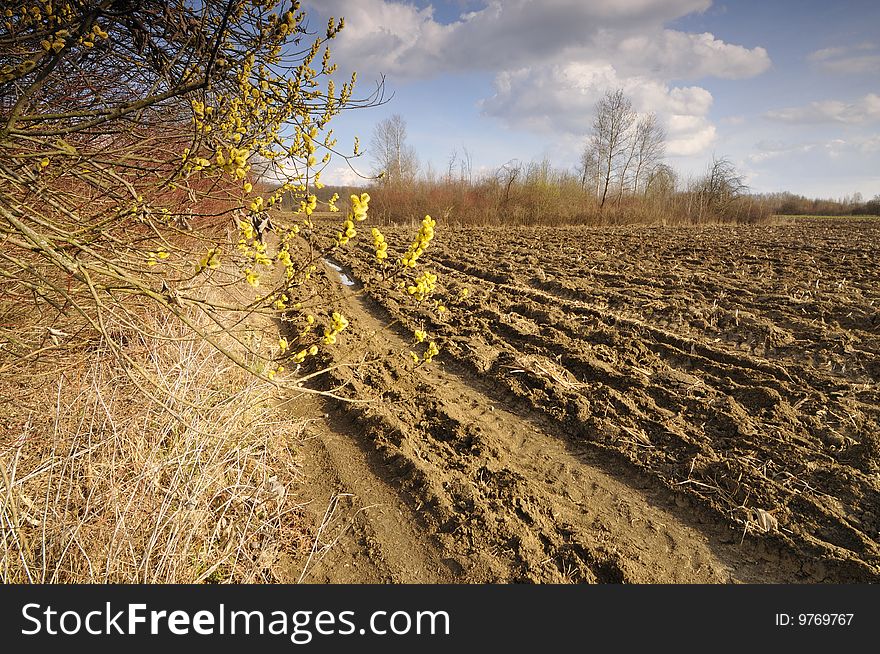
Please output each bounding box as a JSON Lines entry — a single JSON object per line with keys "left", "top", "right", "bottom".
{"left": 763, "top": 192, "right": 880, "bottom": 217}
{"left": 278, "top": 176, "right": 879, "bottom": 227}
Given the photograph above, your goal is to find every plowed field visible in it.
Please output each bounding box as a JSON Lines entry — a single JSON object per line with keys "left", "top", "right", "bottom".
{"left": 291, "top": 217, "right": 880, "bottom": 583}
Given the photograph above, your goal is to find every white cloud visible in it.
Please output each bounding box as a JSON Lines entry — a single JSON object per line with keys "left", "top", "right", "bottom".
{"left": 807, "top": 42, "right": 879, "bottom": 74}
{"left": 314, "top": 0, "right": 768, "bottom": 81}
{"left": 313, "top": 0, "right": 727, "bottom": 79}
{"left": 858, "top": 134, "right": 880, "bottom": 153}
{"left": 824, "top": 135, "right": 880, "bottom": 157}
{"left": 613, "top": 30, "right": 770, "bottom": 79}
{"left": 747, "top": 135, "right": 880, "bottom": 165}
{"left": 321, "top": 165, "right": 367, "bottom": 187}
{"left": 819, "top": 55, "right": 880, "bottom": 75}
{"left": 807, "top": 46, "right": 851, "bottom": 62}
{"left": 747, "top": 140, "right": 816, "bottom": 164}
{"left": 766, "top": 93, "right": 880, "bottom": 125}
{"left": 665, "top": 114, "right": 717, "bottom": 156}
{"left": 480, "top": 62, "right": 716, "bottom": 155}
{"left": 308, "top": 1, "right": 771, "bottom": 160}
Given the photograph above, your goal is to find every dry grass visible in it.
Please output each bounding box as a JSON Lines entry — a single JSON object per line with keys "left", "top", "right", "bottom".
{"left": 0, "top": 304, "right": 311, "bottom": 583}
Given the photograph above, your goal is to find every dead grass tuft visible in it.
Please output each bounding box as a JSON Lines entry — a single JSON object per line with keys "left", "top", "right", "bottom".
{"left": 1, "top": 307, "right": 311, "bottom": 583}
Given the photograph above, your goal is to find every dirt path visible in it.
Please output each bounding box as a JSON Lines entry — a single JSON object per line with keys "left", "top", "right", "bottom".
{"left": 286, "top": 260, "right": 816, "bottom": 583}
{"left": 288, "top": 393, "right": 455, "bottom": 583}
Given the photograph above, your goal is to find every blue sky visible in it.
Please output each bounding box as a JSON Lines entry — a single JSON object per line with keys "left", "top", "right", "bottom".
{"left": 305, "top": 1, "right": 880, "bottom": 199}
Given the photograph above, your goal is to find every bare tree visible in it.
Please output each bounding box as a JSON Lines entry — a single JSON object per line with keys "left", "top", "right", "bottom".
{"left": 459, "top": 146, "right": 474, "bottom": 184}
{"left": 445, "top": 148, "right": 458, "bottom": 184}
{"left": 496, "top": 160, "right": 522, "bottom": 205}
{"left": 590, "top": 89, "right": 636, "bottom": 209}
{"left": 696, "top": 156, "right": 748, "bottom": 220}
{"left": 644, "top": 163, "right": 676, "bottom": 198}
{"left": 577, "top": 144, "right": 600, "bottom": 195}
{"left": 632, "top": 113, "right": 666, "bottom": 196}
{"left": 612, "top": 112, "right": 666, "bottom": 205}
{"left": 370, "top": 114, "right": 419, "bottom": 184}
{"left": 583, "top": 91, "right": 666, "bottom": 207}
{"left": 615, "top": 119, "right": 639, "bottom": 205}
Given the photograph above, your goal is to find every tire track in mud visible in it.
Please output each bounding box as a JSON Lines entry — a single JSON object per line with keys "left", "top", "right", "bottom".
{"left": 288, "top": 392, "right": 456, "bottom": 583}
{"left": 288, "top": 260, "right": 829, "bottom": 583}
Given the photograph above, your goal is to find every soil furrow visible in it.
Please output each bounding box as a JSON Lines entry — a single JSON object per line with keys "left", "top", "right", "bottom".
{"left": 298, "top": 219, "right": 880, "bottom": 583}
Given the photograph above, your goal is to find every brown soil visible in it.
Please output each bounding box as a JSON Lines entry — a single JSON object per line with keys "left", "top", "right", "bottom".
{"left": 290, "top": 217, "right": 880, "bottom": 583}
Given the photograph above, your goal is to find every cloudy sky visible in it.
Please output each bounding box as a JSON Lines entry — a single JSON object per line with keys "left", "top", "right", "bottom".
{"left": 305, "top": 0, "right": 880, "bottom": 199}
